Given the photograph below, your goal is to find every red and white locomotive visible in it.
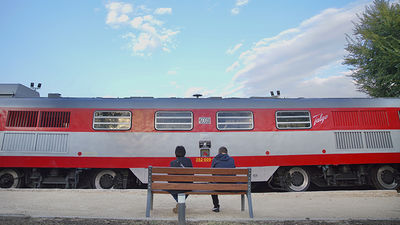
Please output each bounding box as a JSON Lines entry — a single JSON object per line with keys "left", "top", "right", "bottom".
{"left": 0, "top": 84, "right": 399, "bottom": 191}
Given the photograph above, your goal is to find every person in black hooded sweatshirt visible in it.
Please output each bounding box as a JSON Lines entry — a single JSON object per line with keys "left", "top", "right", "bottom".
{"left": 169, "top": 145, "right": 193, "bottom": 213}
{"left": 210, "top": 146, "right": 235, "bottom": 212}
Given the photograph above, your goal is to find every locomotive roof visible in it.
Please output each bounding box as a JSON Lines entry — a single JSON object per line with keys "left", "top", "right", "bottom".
{"left": 0, "top": 96, "right": 399, "bottom": 109}
{"left": 0, "top": 84, "right": 40, "bottom": 98}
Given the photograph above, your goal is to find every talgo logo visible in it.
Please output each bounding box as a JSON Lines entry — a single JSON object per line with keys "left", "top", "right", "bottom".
{"left": 313, "top": 113, "right": 328, "bottom": 126}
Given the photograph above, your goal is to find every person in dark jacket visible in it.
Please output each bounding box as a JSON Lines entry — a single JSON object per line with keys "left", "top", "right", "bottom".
{"left": 169, "top": 145, "right": 193, "bottom": 213}
{"left": 211, "top": 146, "right": 235, "bottom": 212}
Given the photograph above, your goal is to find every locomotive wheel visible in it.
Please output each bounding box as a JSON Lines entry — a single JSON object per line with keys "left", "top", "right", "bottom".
{"left": 0, "top": 169, "right": 22, "bottom": 188}
{"left": 285, "top": 167, "right": 310, "bottom": 192}
{"left": 92, "top": 170, "right": 117, "bottom": 189}
{"left": 371, "top": 165, "right": 399, "bottom": 190}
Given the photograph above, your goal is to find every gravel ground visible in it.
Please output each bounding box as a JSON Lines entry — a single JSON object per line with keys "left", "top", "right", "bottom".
{"left": 1, "top": 189, "right": 399, "bottom": 224}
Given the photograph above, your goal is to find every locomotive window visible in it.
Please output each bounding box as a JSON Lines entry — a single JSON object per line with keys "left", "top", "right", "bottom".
{"left": 93, "top": 111, "right": 131, "bottom": 130}
{"left": 217, "top": 111, "right": 254, "bottom": 130}
{"left": 155, "top": 111, "right": 193, "bottom": 130}
{"left": 276, "top": 111, "right": 311, "bottom": 129}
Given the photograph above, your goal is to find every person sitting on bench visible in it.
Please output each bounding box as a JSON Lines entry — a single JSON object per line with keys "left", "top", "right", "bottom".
{"left": 169, "top": 145, "right": 193, "bottom": 213}
{"left": 210, "top": 146, "right": 235, "bottom": 212}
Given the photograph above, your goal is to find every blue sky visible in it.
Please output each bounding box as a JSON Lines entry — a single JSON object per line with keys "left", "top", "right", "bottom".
{"left": 1, "top": 0, "right": 372, "bottom": 98}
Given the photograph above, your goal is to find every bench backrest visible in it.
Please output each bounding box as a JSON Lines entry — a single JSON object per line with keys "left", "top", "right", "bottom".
{"left": 148, "top": 167, "right": 251, "bottom": 192}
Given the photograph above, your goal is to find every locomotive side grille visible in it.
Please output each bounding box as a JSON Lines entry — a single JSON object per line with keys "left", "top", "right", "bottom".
{"left": 6, "top": 111, "right": 38, "bottom": 127}
{"left": 6, "top": 111, "right": 70, "bottom": 128}
{"left": 364, "top": 131, "right": 393, "bottom": 149}
{"left": 360, "top": 111, "right": 388, "bottom": 127}
{"left": 333, "top": 110, "right": 390, "bottom": 128}
{"left": 334, "top": 132, "right": 363, "bottom": 149}
{"left": 332, "top": 111, "right": 359, "bottom": 127}
{"left": 1, "top": 132, "right": 68, "bottom": 153}
{"left": 39, "top": 111, "right": 70, "bottom": 128}
{"left": 1, "top": 133, "right": 36, "bottom": 152}
{"left": 36, "top": 133, "right": 68, "bottom": 152}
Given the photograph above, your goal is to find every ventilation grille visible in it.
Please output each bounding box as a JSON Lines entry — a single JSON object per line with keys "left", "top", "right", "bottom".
{"left": 6, "top": 111, "right": 71, "bottom": 128}
{"left": 364, "top": 131, "right": 393, "bottom": 149}
{"left": 39, "top": 111, "right": 70, "bottom": 128}
{"left": 335, "top": 132, "right": 364, "bottom": 149}
{"left": 35, "top": 133, "right": 69, "bottom": 152}
{"left": 335, "top": 131, "right": 393, "bottom": 150}
{"left": 332, "top": 110, "right": 389, "bottom": 128}
{"left": 6, "top": 111, "right": 38, "bottom": 127}
{"left": 1, "top": 133, "right": 36, "bottom": 151}
{"left": 360, "top": 111, "right": 388, "bottom": 127}
{"left": 332, "top": 111, "right": 359, "bottom": 127}
{"left": 1, "top": 132, "right": 68, "bottom": 153}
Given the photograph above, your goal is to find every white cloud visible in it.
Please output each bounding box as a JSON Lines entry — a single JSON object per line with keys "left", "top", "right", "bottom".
{"left": 130, "top": 17, "right": 143, "bottom": 29}
{"left": 231, "top": 0, "right": 249, "bottom": 15}
{"left": 106, "top": 2, "right": 133, "bottom": 26}
{"left": 105, "top": 2, "right": 178, "bottom": 56}
{"left": 227, "top": 2, "right": 369, "bottom": 98}
{"left": 218, "top": 81, "right": 245, "bottom": 97}
{"left": 226, "top": 61, "right": 240, "bottom": 72}
{"left": 133, "top": 32, "right": 158, "bottom": 52}
{"left": 141, "top": 23, "right": 157, "bottom": 34}
{"left": 231, "top": 8, "right": 240, "bottom": 15}
{"left": 137, "top": 5, "right": 151, "bottom": 14}
{"left": 154, "top": 8, "right": 172, "bottom": 15}
{"left": 123, "top": 27, "right": 178, "bottom": 55}
{"left": 254, "top": 28, "right": 299, "bottom": 47}
{"left": 236, "top": 0, "right": 249, "bottom": 6}
{"left": 292, "top": 75, "right": 366, "bottom": 98}
{"left": 143, "top": 15, "right": 163, "bottom": 26}
{"left": 226, "top": 43, "right": 243, "bottom": 55}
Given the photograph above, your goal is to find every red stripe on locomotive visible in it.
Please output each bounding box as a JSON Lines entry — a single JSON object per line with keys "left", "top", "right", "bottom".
{"left": 1, "top": 107, "right": 399, "bottom": 132}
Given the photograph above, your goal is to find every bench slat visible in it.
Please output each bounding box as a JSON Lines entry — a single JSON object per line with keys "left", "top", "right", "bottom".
{"left": 152, "top": 167, "right": 248, "bottom": 175}
{"left": 152, "top": 174, "right": 248, "bottom": 182}
{"left": 152, "top": 183, "right": 248, "bottom": 191}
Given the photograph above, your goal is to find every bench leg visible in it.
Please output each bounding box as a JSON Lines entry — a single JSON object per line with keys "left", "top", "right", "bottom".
{"left": 241, "top": 194, "right": 245, "bottom": 211}
{"left": 146, "top": 190, "right": 152, "bottom": 217}
{"left": 151, "top": 193, "right": 154, "bottom": 210}
{"left": 178, "top": 193, "right": 186, "bottom": 225}
{"left": 246, "top": 192, "right": 254, "bottom": 218}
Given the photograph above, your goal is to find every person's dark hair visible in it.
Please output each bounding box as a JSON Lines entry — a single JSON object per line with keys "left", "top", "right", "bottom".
{"left": 175, "top": 146, "right": 186, "bottom": 157}
{"left": 218, "top": 146, "right": 228, "bottom": 154}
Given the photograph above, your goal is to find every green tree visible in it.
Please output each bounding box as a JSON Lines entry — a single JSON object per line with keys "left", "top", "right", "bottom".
{"left": 344, "top": 0, "right": 400, "bottom": 97}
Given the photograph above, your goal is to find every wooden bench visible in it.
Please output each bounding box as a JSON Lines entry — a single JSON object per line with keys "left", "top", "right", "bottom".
{"left": 146, "top": 166, "right": 253, "bottom": 218}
